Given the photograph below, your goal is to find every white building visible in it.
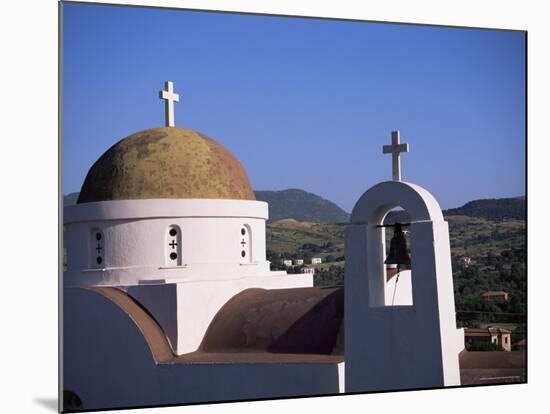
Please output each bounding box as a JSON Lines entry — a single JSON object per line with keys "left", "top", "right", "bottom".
{"left": 281, "top": 259, "right": 293, "bottom": 267}
{"left": 294, "top": 259, "right": 304, "bottom": 266}
{"left": 311, "top": 257, "right": 322, "bottom": 264}
{"left": 464, "top": 327, "right": 512, "bottom": 352}
{"left": 302, "top": 267, "right": 316, "bottom": 275}
{"left": 62, "top": 85, "right": 464, "bottom": 411}
{"left": 64, "top": 125, "right": 315, "bottom": 355}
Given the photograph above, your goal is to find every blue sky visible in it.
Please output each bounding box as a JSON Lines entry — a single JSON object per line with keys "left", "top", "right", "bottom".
{"left": 62, "top": 2, "right": 525, "bottom": 212}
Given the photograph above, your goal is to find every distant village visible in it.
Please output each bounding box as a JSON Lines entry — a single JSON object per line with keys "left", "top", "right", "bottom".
{"left": 279, "top": 257, "right": 323, "bottom": 274}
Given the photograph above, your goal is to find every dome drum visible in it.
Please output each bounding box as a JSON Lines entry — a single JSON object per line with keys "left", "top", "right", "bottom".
{"left": 64, "top": 198, "right": 271, "bottom": 287}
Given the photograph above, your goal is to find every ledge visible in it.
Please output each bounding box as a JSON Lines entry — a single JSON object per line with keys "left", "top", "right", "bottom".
{"left": 64, "top": 198, "right": 269, "bottom": 224}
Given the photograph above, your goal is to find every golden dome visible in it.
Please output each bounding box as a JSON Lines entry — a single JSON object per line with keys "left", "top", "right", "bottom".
{"left": 77, "top": 127, "right": 255, "bottom": 203}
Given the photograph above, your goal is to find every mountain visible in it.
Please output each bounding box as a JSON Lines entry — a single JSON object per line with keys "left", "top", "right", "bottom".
{"left": 64, "top": 192, "right": 79, "bottom": 206}
{"left": 63, "top": 189, "right": 351, "bottom": 223}
{"left": 383, "top": 196, "right": 526, "bottom": 224}
{"left": 444, "top": 197, "right": 526, "bottom": 220}
{"left": 254, "top": 189, "right": 350, "bottom": 223}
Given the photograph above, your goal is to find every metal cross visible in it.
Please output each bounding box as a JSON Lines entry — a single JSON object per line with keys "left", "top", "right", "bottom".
{"left": 169, "top": 240, "right": 178, "bottom": 249}
{"left": 241, "top": 239, "right": 247, "bottom": 247}
{"left": 159, "top": 81, "right": 180, "bottom": 127}
{"left": 383, "top": 130, "right": 409, "bottom": 181}
{"left": 95, "top": 244, "right": 102, "bottom": 254}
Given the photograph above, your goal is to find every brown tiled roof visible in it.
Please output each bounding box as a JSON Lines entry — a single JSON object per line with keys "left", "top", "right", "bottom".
{"left": 481, "top": 291, "right": 510, "bottom": 297}
{"left": 464, "top": 327, "right": 511, "bottom": 337}
{"left": 488, "top": 327, "right": 512, "bottom": 334}
{"left": 465, "top": 329, "right": 492, "bottom": 337}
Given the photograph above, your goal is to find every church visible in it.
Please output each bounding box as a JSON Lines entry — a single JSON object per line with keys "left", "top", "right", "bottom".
{"left": 62, "top": 81, "right": 464, "bottom": 411}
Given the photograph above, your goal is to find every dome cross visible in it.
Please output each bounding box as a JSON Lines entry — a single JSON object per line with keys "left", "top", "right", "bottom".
{"left": 383, "top": 130, "right": 409, "bottom": 181}
{"left": 159, "top": 81, "right": 180, "bottom": 127}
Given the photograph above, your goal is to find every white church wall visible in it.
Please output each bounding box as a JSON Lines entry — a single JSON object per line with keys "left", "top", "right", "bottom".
{"left": 127, "top": 273, "right": 314, "bottom": 355}
{"left": 64, "top": 199, "right": 275, "bottom": 286}
{"left": 366, "top": 224, "right": 386, "bottom": 306}
{"left": 346, "top": 223, "right": 447, "bottom": 391}
{"left": 63, "top": 287, "right": 340, "bottom": 411}
{"left": 126, "top": 284, "right": 179, "bottom": 351}
{"left": 65, "top": 198, "right": 269, "bottom": 222}
{"left": 430, "top": 220, "right": 465, "bottom": 382}
{"left": 66, "top": 217, "right": 268, "bottom": 273}
{"left": 384, "top": 269, "right": 413, "bottom": 306}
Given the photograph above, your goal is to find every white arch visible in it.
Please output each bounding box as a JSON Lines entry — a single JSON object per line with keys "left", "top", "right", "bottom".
{"left": 350, "top": 181, "right": 444, "bottom": 225}
{"left": 349, "top": 181, "right": 446, "bottom": 309}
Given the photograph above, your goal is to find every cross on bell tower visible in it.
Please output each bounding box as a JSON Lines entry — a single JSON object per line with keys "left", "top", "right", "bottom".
{"left": 159, "top": 81, "right": 180, "bottom": 127}
{"left": 383, "top": 130, "right": 409, "bottom": 181}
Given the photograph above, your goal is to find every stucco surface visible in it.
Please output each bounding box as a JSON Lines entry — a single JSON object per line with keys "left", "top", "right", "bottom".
{"left": 200, "top": 287, "right": 344, "bottom": 355}
{"left": 78, "top": 127, "right": 255, "bottom": 203}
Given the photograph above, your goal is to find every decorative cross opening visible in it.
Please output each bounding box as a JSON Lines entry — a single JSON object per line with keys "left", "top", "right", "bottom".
{"left": 383, "top": 130, "right": 409, "bottom": 181}
{"left": 166, "top": 225, "right": 182, "bottom": 266}
{"left": 159, "top": 81, "right": 180, "bottom": 127}
{"left": 91, "top": 230, "right": 104, "bottom": 268}
{"left": 240, "top": 226, "right": 251, "bottom": 262}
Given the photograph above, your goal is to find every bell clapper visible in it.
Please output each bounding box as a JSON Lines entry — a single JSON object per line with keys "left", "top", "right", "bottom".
{"left": 391, "top": 264, "right": 401, "bottom": 306}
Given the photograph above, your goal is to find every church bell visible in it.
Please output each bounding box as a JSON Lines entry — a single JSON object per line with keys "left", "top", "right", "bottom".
{"left": 384, "top": 222, "right": 411, "bottom": 267}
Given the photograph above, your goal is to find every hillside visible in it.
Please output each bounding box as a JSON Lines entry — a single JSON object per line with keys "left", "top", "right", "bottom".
{"left": 64, "top": 189, "right": 351, "bottom": 223}
{"left": 266, "top": 215, "right": 525, "bottom": 268}
{"left": 266, "top": 219, "right": 346, "bottom": 263}
{"left": 383, "top": 196, "right": 526, "bottom": 224}
{"left": 255, "top": 189, "right": 350, "bottom": 223}
{"left": 444, "top": 197, "right": 525, "bottom": 220}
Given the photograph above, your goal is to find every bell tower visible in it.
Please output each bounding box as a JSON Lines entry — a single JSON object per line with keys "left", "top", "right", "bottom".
{"left": 344, "top": 132, "right": 463, "bottom": 392}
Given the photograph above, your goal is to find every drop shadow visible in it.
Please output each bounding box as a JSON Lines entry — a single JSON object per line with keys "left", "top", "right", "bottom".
{"left": 34, "top": 397, "right": 58, "bottom": 412}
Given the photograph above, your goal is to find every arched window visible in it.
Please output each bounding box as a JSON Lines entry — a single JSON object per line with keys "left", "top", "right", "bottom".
{"left": 91, "top": 228, "right": 104, "bottom": 269}
{"left": 166, "top": 225, "right": 182, "bottom": 266}
{"left": 239, "top": 225, "right": 252, "bottom": 263}
{"left": 381, "top": 208, "right": 413, "bottom": 306}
